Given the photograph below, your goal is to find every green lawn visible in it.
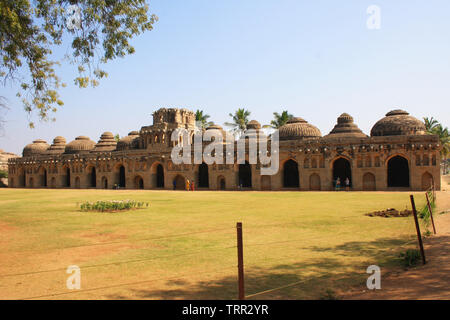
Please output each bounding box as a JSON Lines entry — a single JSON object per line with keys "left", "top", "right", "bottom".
{"left": 0, "top": 189, "right": 428, "bottom": 300}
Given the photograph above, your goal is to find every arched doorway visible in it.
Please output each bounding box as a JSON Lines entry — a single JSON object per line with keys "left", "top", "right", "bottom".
{"left": 65, "top": 167, "right": 71, "bottom": 187}
{"left": 89, "top": 167, "right": 96, "bottom": 188}
{"left": 362, "top": 173, "right": 376, "bottom": 191}
{"left": 283, "top": 159, "right": 299, "bottom": 188}
{"left": 75, "top": 177, "right": 80, "bottom": 189}
{"left": 238, "top": 162, "right": 252, "bottom": 188}
{"left": 101, "top": 176, "right": 108, "bottom": 189}
{"left": 174, "top": 175, "right": 185, "bottom": 190}
{"left": 39, "top": 168, "right": 47, "bottom": 187}
{"left": 387, "top": 156, "right": 409, "bottom": 187}
{"left": 198, "top": 163, "right": 209, "bottom": 188}
{"left": 261, "top": 176, "right": 271, "bottom": 190}
{"left": 217, "top": 176, "right": 226, "bottom": 190}
{"left": 421, "top": 172, "right": 433, "bottom": 190}
{"left": 333, "top": 158, "right": 352, "bottom": 188}
{"left": 118, "top": 165, "right": 126, "bottom": 188}
{"left": 309, "top": 173, "right": 321, "bottom": 191}
{"left": 156, "top": 164, "right": 164, "bottom": 188}
{"left": 135, "top": 176, "right": 144, "bottom": 189}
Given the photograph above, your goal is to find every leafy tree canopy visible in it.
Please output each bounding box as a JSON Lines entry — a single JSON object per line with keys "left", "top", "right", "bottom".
{"left": 195, "top": 109, "right": 213, "bottom": 129}
{"left": 0, "top": 0, "right": 157, "bottom": 127}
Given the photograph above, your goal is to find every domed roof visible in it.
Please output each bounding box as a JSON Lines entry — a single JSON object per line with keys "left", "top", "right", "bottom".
{"left": 65, "top": 136, "right": 96, "bottom": 154}
{"left": 116, "top": 131, "right": 140, "bottom": 151}
{"left": 47, "top": 136, "right": 66, "bottom": 154}
{"left": 371, "top": 109, "right": 426, "bottom": 137}
{"left": 323, "top": 113, "right": 367, "bottom": 140}
{"left": 205, "top": 123, "right": 228, "bottom": 140}
{"left": 279, "top": 117, "right": 321, "bottom": 140}
{"left": 94, "top": 132, "right": 117, "bottom": 152}
{"left": 22, "top": 139, "right": 50, "bottom": 157}
{"left": 247, "top": 120, "right": 261, "bottom": 130}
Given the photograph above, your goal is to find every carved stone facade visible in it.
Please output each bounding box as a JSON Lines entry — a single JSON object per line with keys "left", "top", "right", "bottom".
{"left": 7, "top": 108, "right": 441, "bottom": 191}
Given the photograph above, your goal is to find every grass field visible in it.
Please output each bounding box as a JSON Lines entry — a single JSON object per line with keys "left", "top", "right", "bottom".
{"left": 0, "top": 189, "right": 430, "bottom": 300}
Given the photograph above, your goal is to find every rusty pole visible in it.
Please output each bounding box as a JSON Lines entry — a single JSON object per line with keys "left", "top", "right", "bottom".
{"left": 236, "top": 222, "right": 245, "bottom": 300}
{"left": 410, "top": 195, "right": 426, "bottom": 265}
{"left": 426, "top": 192, "right": 437, "bottom": 235}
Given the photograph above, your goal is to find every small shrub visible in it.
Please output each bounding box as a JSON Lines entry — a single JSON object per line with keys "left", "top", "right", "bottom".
{"left": 79, "top": 200, "right": 149, "bottom": 212}
{"left": 320, "top": 289, "right": 339, "bottom": 300}
{"left": 0, "top": 170, "right": 7, "bottom": 179}
{"left": 399, "top": 249, "right": 421, "bottom": 268}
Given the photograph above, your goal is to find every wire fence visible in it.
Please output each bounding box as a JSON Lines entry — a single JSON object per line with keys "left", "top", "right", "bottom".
{"left": 2, "top": 193, "right": 432, "bottom": 300}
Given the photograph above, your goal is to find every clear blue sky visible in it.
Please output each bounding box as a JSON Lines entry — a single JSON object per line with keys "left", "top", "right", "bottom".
{"left": 1, "top": 0, "right": 449, "bottom": 154}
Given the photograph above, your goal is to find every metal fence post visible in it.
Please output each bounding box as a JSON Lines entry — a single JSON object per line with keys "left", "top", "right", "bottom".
{"left": 426, "top": 192, "right": 437, "bottom": 234}
{"left": 410, "top": 195, "right": 426, "bottom": 265}
{"left": 236, "top": 222, "right": 245, "bottom": 300}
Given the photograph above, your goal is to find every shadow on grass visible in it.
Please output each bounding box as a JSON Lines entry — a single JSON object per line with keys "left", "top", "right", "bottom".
{"left": 105, "top": 236, "right": 415, "bottom": 300}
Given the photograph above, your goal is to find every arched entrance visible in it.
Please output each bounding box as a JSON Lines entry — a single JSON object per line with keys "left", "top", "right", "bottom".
{"left": 156, "top": 164, "right": 164, "bottom": 188}
{"left": 39, "top": 168, "right": 47, "bottom": 187}
{"left": 261, "top": 176, "right": 271, "bottom": 190}
{"left": 421, "top": 172, "right": 433, "bottom": 190}
{"left": 65, "top": 167, "right": 71, "bottom": 187}
{"left": 387, "top": 156, "right": 409, "bottom": 187}
{"left": 309, "top": 173, "right": 321, "bottom": 191}
{"left": 283, "top": 159, "right": 299, "bottom": 188}
{"left": 362, "top": 172, "right": 376, "bottom": 191}
{"left": 75, "top": 177, "right": 80, "bottom": 188}
{"left": 50, "top": 177, "right": 56, "bottom": 188}
{"left": 101, "top": 176, "right": 108, "bottom": 189}
{"left": 332, "top": 158, "right": 352, "bottom": 188}
{"left": 217, "top": 176, "right": 226, "bottom": 190}
{"left": 135, "top": 176, "right": 144, "bottom": 189}
{"left": 118, "top": 165, "right": 126, "bottom": 188}
{"left": 238, "top": 162, "right": 252, "bottom": 188}
{"left": 174, "top": 175, "right": 185, "bottom": 190}
{"left": 198, "top": 163, "right": 209, "bottom": 188}
{"left": 89, "top": 167, "right": 96, "bottom": 188}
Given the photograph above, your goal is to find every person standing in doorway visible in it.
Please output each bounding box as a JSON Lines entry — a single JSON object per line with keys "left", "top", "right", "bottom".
{"left": 345, "top": 177, "right": 350, "bottom": 191}
{"left": 186, "top": 179, "right": 190, "bottom": 191}
{"left": 173, "top": 179, "right": 176, "bottom": 190}
{"left": 336, "top": 177, "right": 341, "bottom": 191}
{"left": 191, "top": 180, "right": 195, "bottom": 191}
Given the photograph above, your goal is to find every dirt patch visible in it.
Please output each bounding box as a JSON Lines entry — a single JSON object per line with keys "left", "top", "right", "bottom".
{"left": 365, "top": 208, "right": 412, "bottom": 218}
{"left": 344, "top": 191, "right": 450, "bottom": 300}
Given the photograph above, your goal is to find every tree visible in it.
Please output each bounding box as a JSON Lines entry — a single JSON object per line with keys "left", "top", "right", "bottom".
{"left": 432, "top": 124, "right": 449, "bottom": 173}
{"left": 114, "top": 133, "right": 120, "bottom": 142}
{"left": 195, "top": 110, "right": 213, "bottom": 129}
{"left": 224, "top": 108, "right": 251, "bottom": 135}
{"left": 264, "top": 110, "right": 293, "bottom": 129}
{"left": 0, "top": 0, "right": 158, "bottom": 128}
{"left": 423, "top": 117, "right": 439, "bottom": 132}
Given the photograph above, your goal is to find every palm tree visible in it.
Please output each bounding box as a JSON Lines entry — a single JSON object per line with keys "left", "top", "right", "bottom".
{"left": 195, "top": 110, "right": 213, "bottom": 129}
{"left": 224, "top": 108, "right": 251, "bottom": 135}
{"left": 423, "top": 117, "right": 439, "bottom": 132}
{"left": 264, "top": 110, "right": 294, "bottom": 129}
{"left": 431, "top": 124, "right": 449, "bottom": 174}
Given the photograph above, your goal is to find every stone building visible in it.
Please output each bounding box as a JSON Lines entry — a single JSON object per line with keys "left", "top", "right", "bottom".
{"left": 1, "top": 149, "right": 19, "bottom": 186}
{"left": 7, "top": 108, "right": 441, "bottom": 191}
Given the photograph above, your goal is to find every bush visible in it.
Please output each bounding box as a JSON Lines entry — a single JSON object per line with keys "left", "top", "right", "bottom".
{"left": 399, "top": 249, "right": 421, "bottom": 268}
{"left": 79, "top": 200, "right": 149, "bottom": 212}
{"left": 0, "top": 170, "right": 7, "bottom": 179}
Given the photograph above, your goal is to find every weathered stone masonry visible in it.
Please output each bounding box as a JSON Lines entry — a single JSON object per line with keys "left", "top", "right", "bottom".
{"left": 7, "top": 108, "right": 441, "bottom": 191}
